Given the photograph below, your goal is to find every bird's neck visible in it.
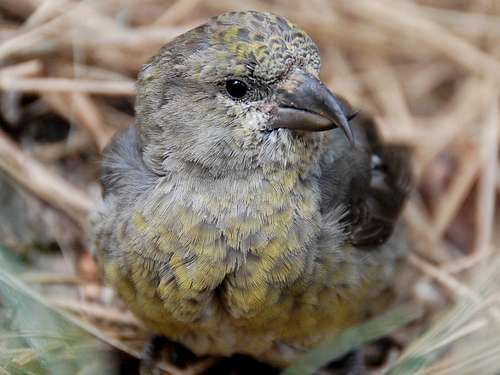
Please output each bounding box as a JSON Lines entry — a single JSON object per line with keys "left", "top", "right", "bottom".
{"left": 161, "top": 158, "right": 322, "bottom": 207}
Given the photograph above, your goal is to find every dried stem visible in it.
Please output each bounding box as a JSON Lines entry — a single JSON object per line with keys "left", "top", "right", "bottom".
{"left": 0, "top": 77, "right": 135, "bottom": 96}
{"left": 0, "top": 129, "right": 94, "bottom": 228}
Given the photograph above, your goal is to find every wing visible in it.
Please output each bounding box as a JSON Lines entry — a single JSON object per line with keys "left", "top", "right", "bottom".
{"left": 100, "top": 126, "right": 157, "bottom": 198}
{"left": 320, "top": 114, "right": 412, "bottom": 247}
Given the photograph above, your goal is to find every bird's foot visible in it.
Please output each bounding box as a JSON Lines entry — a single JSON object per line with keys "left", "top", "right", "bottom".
{"left": 139, "top": 335, "right": 197, "bottom": 375}
{"left": 324, "top": 350, "right": 366, "bottom": 375}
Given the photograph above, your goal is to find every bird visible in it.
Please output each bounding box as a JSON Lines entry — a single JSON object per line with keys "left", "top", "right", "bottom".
{"left": 90, "top": 10, "right": 411, "bottom": 373}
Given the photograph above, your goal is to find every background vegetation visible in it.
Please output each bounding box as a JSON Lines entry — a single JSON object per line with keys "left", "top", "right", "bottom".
{"left": 0, "top": 0, "right": 499, "bottom": 374}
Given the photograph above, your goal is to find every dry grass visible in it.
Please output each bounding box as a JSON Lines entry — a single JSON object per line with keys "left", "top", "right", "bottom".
{"left": 0, "top": 0, "right": 499, "bottom": 374}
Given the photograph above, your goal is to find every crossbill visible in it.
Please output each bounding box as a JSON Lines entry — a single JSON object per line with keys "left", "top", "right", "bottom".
{"left": 91, "top": 10, "right": 411, "bottom": 372}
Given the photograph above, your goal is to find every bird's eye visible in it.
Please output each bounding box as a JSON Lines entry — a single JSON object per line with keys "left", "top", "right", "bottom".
{"left": 225, "top": 79, "right": 248, "bottom": 99}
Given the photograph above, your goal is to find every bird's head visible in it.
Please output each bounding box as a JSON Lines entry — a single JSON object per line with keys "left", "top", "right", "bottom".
{"left": 136, "top": 11, "right": 353, "bottom": 177}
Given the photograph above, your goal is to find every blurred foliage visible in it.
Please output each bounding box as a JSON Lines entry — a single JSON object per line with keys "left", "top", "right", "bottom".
{"left": 389, "top": 256, "right": 500, "bottom": 375}
{"left": 0, "top": 247, "right": 115, "bottom": 375}
{"left": 1, "top": 0, "right": 500, "bottom": 374}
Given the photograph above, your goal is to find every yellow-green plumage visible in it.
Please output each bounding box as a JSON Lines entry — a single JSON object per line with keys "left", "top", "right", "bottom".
{"left": 91, "top": 10, "right": 409, "bottom": 368}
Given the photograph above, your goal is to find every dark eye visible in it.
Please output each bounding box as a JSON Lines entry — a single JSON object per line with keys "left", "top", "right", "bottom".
{"left": 225, "top": 79, "right": 248, "bottom": 99}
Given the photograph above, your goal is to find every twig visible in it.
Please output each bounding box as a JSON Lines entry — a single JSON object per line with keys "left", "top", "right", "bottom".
{"left": 362, "top": 57, "right": 414, "bottom": 133}
{"left": 404, "top": 62, "right": 455, "bottom": 101}
{"left": 433, "top": 141, "right": 481, "bottom": 237}
{"left": 70, "top": 93, "right": 115, "bottom": 151}
{"left": 0, "top": 129, "right": 95, "bottom": 228}
{"left": 443, "top": 251, "right": 492, "bottom": 274}
{"left": 410, "top": 254, "right": 500, "bottom": 323}
{"left": 30, "top": 131, "right": 93, "bottom": 162}
{"left": 48, "top": 298, "right": 143, "bottom": 327}
{"left": 419, "top": 318, "right": 488, "bottom": 357}
{"left": 0, "top": 1, "right": 76, "bottom": 60}
{"left": 419, "top": 4, "right": 500, "bottom": 38}
{"left": 43, "top": 93, "right": 115, "bottom": 151}
{"left": 409, "top": 254, "right": 481, "bottom": 302}
{"left": 404, "top": 198, "right": 451, "bottom": 263}
{"left": 338, "top": 0, "right": 500, "bottom": 83}
{"left": 473, "top": 90, "right": 499, "bottom": 256}
{"left": 0, "top": 59, "right": 43, "bottom": 77}
{"left": 0, "top": 77, "right": 135, "bottom": 96}
{"left": 24, "top": 0, "right": 72, "bottom": 28}
{"left": 411, "top": 77, "right": 490, "bottom": 177}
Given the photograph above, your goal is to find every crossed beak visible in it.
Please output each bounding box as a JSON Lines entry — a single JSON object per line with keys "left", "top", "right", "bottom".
{"left": 271, "top": 69, "right": 355, "bottom": 145}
